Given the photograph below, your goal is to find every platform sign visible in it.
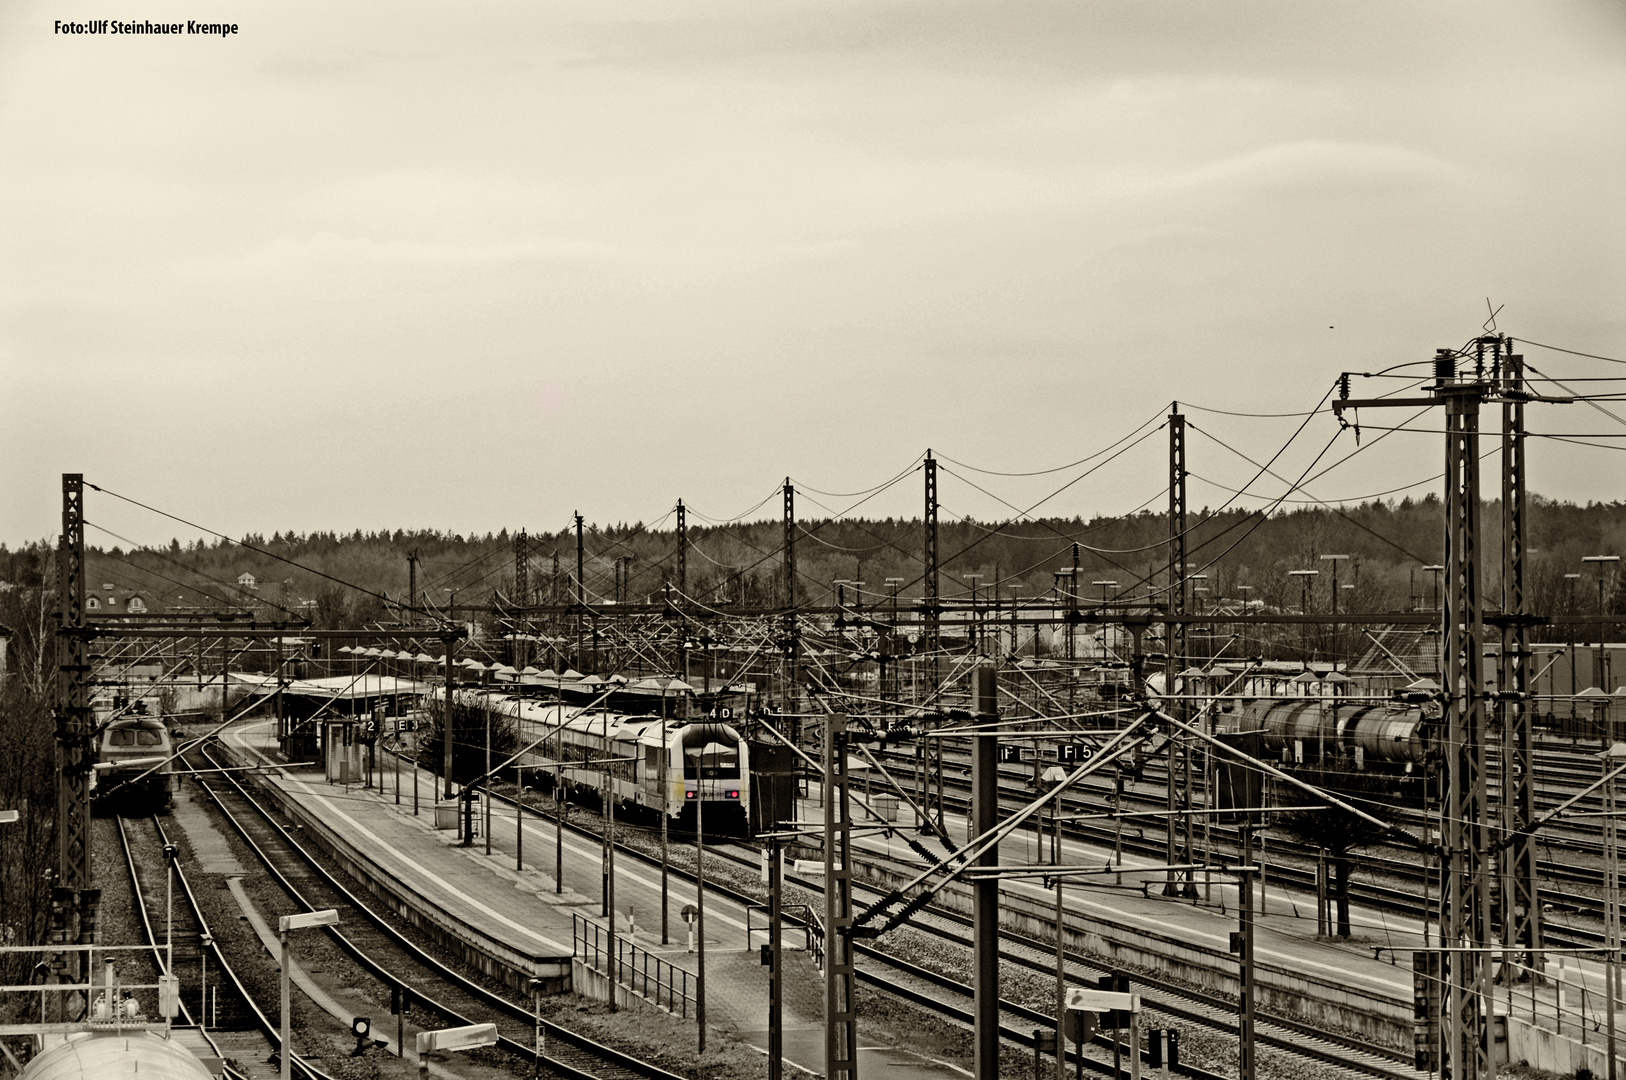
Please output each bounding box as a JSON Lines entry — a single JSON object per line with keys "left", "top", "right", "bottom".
{"left": 1057, "top": 743, "right": 1094, "bottom": 763}
{"left": 997, "top": 744, "right": 1022, "bottom": 764}
{"left": 1063, "top": 987, "right": 1138, "bottom": 1013}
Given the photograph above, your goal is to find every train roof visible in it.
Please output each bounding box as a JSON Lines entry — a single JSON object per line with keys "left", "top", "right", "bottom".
{"left": 21, "top": 1031, "right": 215, "bottom": 1080}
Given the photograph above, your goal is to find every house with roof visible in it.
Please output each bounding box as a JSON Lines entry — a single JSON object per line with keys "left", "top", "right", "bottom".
{"left": 85, "top": 583, "right": 149, "bottom": 615}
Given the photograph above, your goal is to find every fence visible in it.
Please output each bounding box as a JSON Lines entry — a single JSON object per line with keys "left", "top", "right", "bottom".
{"left": 744, "top": 903, "right": 816, "bottom": 954}
{"left": 572, "top": 913, "right": 697, "bottom": 1018}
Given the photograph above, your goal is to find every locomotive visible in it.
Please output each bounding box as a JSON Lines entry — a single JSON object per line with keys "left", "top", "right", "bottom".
{"left": 457, "top": 691, "right": 752, "bottom": 832}
{"left": 93, "top": 716, "right": 177, "bottom": 814}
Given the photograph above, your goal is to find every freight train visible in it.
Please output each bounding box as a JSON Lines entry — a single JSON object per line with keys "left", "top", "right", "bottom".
{"left": 1220, "top": 697, "right": 1436, "bottom": 771}
{"left": 456, "top": 690, "right": 751, "bottom": 832}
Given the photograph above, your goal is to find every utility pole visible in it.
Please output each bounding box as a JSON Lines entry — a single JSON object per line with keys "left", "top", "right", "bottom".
{"left": 514, "top": 530, "right": 529, "bottom": 607}
{"left": 823, "top": 714, "right": 857, "bottom": 1079}
{"left": 782, "top": 481, "right": 799, "bottom": 719}
{"left": 54, "top": 474, "right": 93, "bottom": 1023}
{"left": 407, "top": 549, "right": 419, "bottom": 614}
{"left": 56, "top": 474, "right": 91, "bottom": 897}
{"left": 1165, "top": 406, "right": 1192, "bottom": 898}
{"left": 1332, "top": 338, "right": 1571, "bottom": 1080}
{"left": 924, "top": 450, "right": 940, "bottom": 679}
{"left": 972, "top": 666, "right": 1000, "bottom": 1080}
{"left": 575, "top": 513, "right": 585, "bottom": 671}
{"left": 1440, "top": 348, "right": 1494, "bottom": 1080}
{"left": 676, "top": 500, "right": 687, "bottom": 600}
{"left": 924, "top": 452, "right": 944, "bottom": 832}
{"left": 1499, "top": 351, "right": 1542, "bottom": 979}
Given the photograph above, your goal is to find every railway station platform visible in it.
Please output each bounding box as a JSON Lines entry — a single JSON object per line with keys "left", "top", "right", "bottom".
{"left": 799, "top": 787, "right": 1622, "bottom": 1078}
{"left": 210, "top": 717, "right": 1621, "bottom": 1078}
{"left": 212, "top": 719, "right": 964, "bottom": 1079}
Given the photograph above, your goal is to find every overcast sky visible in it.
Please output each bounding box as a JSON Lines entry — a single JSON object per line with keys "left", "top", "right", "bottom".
{"left": 3, "top": 1, "right": 1623, "bottom": 551}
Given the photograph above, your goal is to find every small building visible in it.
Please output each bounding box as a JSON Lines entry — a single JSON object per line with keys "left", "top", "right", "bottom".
{"left": 86, "top": 585, "right": 150, "bottom": 614}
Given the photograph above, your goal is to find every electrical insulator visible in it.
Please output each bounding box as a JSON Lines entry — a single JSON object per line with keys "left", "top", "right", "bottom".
{"left": 1434, "top": 349, "right": 1456, "bottom": 383}
{"left": 1338, "top": 372, "right": 1350, "bottom": 399}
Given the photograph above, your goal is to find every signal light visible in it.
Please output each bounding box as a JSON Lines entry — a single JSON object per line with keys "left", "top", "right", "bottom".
{"left": 725, "top": 790, "right": 739, "bottom": 799}
{"left": 684, "top": 790, "right": 696, "bottom": 800}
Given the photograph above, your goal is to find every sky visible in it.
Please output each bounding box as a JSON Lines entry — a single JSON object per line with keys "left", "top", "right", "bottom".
{"left": 3, "top": 1, "right": 1624, "bottom": 551}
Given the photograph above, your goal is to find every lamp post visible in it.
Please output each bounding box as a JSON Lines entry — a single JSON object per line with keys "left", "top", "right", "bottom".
{"left": 963, "top": 574, "right": 983, "bottom": 656}
{"left": 886, "top": 578, "right": 904, "bottom": 703}
{"left": 1006, "top": 584, "right": 1024, "bottom": 661}
{"left": 1319, "top": 555, "right": 1349, "bottom": 663}
{"left": 279, "top": 909, "right": 340, "bottom": 1080}
{"left": 1568, "top": 573, "right": 1584, "bottom": 726}
{"left": 1585, "top": 556, "right": 1621, "bottom": 699}
{"left": 1188, "top": 574, "right": 1208, "bottom": 664}
{"left": 1237, "top": 585, "right": 1254, "bottom": 659}
{"left": 1421, "top": 565, "right": 1444, "bottom": 612}
{"left": 1288, "top": 570, "right": 1319, "bottom": 664}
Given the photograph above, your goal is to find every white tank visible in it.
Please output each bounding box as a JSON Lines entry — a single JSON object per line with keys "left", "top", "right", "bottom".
{"left": 20, "top": 1031, "right": 215, "bottom": 1080}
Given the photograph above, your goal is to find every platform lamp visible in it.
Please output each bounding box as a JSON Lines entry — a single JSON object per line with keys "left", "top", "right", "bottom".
{"left": 1585, "top": 555, "right": 1621, "bottom": 704}
{"left": 1319, "top": 555, "right": 1349, "bottom": 663}
{"left": 886, "top": 578, "right": 905, "bottom": 702}
{"left": 1421, "top": 565, "right": 1444, "bottom": 613}
{"left": 1288, "top": 571, "right": 1318, "bottom": 664}
{"left": 1563, "top": 573, "right": 1584, "bottom": 725}
{"left": 279, "top": 909, "right": 340, "bottom": 1080}
{"left": 963, "top": 574, "right": 983, "bottom": 656}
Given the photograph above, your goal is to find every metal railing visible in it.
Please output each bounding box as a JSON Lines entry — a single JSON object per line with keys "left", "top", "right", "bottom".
{"left": 744, "top": 903, "right": 815, "bottom": 953}
{"left": 805, "top": 907, "right": 826, "bottom": 970}
{"left": 572, "top": 914, "right": 696, "bottom": 1018}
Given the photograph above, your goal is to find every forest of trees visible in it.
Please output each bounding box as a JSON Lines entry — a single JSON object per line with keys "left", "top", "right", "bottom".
{"left": 6, "top": 493, "right": 1626, "bottom": 631}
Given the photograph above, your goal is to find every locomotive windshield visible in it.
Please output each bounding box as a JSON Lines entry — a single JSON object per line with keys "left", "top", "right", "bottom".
{"left": 108, "top": 726, "right": 164, "bottom": 747}
{"left": 683, "top": 742, "right": 739, "bottom": 779}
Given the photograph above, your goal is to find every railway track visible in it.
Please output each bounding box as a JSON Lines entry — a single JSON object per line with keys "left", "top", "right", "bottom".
{"left": 116, "top": 813, "right": 321, "bottom": 1080}
{"left": 878, "top": 739, "right": 1617, "bottom": 943}
{"left": 192, "top": 739, "right": 689, "bottom": 1080}
{"left": 481, "top": 777, "right": 1430, "bottom": 1080}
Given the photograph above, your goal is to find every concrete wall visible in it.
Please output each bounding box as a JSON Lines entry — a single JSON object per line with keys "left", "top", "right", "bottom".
{"left": 844, "top": 853, "right": 1413, "bottom": 1051}
{"left": 1509, "top": 1012, "right": 1622, "bottom": 1077}
{"left": 231, "top": 753, "right": 571, "bottom": 996}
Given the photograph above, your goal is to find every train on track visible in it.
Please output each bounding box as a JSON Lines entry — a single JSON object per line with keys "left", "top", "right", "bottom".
{"left": 93, "top": 715, "right": 177, "bottom": 814}
{"left": 17, "top": 1030, "right": 219, "bottom": 1080}
{"left": 1213, "top": 695, "right": 1439, "bottom": 804}
{"left": 456, "top": 690, "right": 752, "bottom": 832}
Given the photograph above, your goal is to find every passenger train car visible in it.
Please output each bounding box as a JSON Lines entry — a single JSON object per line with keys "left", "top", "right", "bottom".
{"left": 93, "top": 716, "right": 177, "bottom": 814}
{"left": 458, "top": 691, "right": 751, "bottom": 832}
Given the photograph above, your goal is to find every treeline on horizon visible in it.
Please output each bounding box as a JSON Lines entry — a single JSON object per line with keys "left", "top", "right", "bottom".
{"left": 5, "top": 493, "right": 1626, "bottom": 629}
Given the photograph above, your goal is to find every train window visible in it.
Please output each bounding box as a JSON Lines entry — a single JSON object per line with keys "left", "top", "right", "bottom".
{"left": 683, "top": 746, "right": 740, "bottom": 779}
{"left": 109, "top": 730, "right": 136, "bottom": 746}
{"left": 136, "top": 729, "right": 163, "bottom": 746}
